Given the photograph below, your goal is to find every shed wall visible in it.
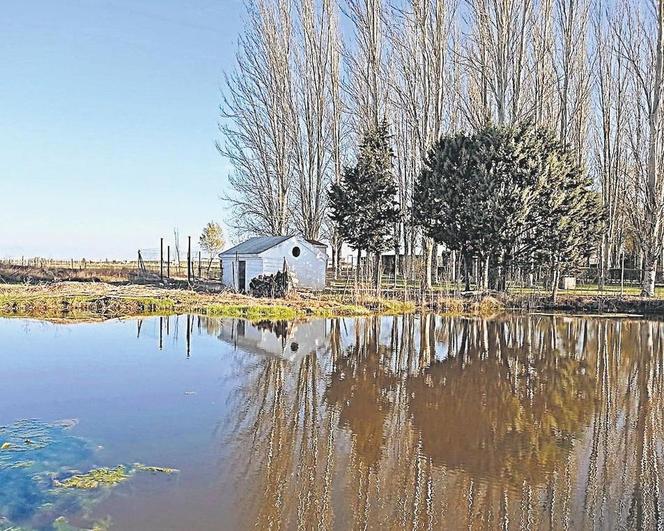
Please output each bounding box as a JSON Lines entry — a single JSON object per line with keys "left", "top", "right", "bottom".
{"left": 220, "top": 236, "right": 327, "bottom": 291}
{"left": 221, "top": 255, "right": 263, "bottom": 291}
{"left": 261, "top": 237, "right": 326, "bottom": 290}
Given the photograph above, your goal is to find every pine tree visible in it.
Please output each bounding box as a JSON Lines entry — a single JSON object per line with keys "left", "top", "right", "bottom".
{"left": 414, "top": 124, "right": 603, "bottom": 294}
{"left": 329, "top": 121, "right": 400, "bottom": 290}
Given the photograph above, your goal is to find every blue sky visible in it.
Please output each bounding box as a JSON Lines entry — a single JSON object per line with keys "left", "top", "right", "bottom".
{"left": 1, "top": 0, "right": 243, "bottom": 259}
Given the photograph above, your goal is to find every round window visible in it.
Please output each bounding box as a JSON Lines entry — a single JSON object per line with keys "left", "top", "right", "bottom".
{"left": 292, "top": 246, "right": 301, "bottom": 257}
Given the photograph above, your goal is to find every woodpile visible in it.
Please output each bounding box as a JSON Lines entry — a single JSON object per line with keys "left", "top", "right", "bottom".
{"left": 249, "top": 271, "right": 290, "bottom": 298}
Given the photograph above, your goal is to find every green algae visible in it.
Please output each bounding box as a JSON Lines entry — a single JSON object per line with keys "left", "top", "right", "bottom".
{"left": 53, "top": 515, "right": 112, "bottom": 531}
{"left": 54, "top": 466, "right": 129, "bottom": 490}
{"left": 0, "top": 419, "right": 179, "bottom": 530}
{"left": 133, "top": 463, "right": 179, "bottom": 475}
{"left": 53, "top": 463, "right": 180, "bottom": 489}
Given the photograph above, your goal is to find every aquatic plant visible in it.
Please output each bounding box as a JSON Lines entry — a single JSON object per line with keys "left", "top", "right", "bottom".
{"left": 0, "top": 419, "right": 179, "bottom": 531}
{"left": 133, "top": 463, "right": 179, "bottom": 475}
{"left": 54, "top": 466, "right": 129, "bottom": 489}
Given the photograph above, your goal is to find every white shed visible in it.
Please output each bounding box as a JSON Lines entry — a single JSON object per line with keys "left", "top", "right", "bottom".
{"left": 217, "top": 318, "right": 329, "bottom": 363}
{"left": 219, "top": 235, "right": 328, "bottom": 292}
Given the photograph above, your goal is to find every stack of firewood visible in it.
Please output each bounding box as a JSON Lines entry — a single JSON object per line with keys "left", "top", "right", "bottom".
{"left": 249, "top": 270, "right": 290, "bottom": 298}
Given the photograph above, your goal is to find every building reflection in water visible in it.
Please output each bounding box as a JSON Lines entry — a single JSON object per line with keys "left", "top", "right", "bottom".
{"left": 201, "top": 314, "right": 664, "bottom": 530}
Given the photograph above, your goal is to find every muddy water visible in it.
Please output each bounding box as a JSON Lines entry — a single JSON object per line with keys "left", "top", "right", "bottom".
{"left": 1, "top": 314, "right": 662, "bottom": 530}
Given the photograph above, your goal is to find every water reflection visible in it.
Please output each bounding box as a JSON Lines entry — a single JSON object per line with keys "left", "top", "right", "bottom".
{"left": 222, "top": 314, "right": 664, "bottom": 530}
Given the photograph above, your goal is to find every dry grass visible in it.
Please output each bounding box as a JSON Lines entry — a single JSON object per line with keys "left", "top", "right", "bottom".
{"left": 3, "top": 280, "right": 662, "bottom": 322}
{"left": 0, "top": 282, "right": 385, "bottom": 321}
{"left": 0, "top": 263, "right": 138, "bottom": 284}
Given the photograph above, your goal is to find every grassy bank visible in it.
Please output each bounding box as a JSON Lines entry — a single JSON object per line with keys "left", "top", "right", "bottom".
{"left": 2, "top": 281, "right": 664, "bottom": 322}
{"left": 0, "top": 282, "right": 415, "bottom": 321}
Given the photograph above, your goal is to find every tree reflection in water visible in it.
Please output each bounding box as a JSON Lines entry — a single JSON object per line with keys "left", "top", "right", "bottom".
{"left": 223, "top": 314, "right": 664, "bottom": 530}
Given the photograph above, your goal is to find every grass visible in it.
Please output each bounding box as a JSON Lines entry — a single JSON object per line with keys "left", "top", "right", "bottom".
{"left": 4, "top": 276, "right": 663, "bottom": 322}
{"left": 0, "top": 282, "right": 414, "bottom": 321}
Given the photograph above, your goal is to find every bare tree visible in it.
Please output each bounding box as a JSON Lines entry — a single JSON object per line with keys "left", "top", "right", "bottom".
{"left": 218, "top": 0, "right": 295, "bottom": 236}
{"left": 614, "top": 0, "right": 664, "bottom": 296}
{"left": 344, "top": 0, "right": 387, "bottom": 133}
{"left": 327, "top": 0, "right": 346, "bottom": 275}
{"left": 290, "top": 0, "right": 334, "bottom": 241}
{"left": 460, "top": 0, "right": 533, "bottom": 127}
{"left": 388, "top": 0, "right": 459, "bottom": 288}
{"left": 592, "top": 5, "right": 629, "bottom": 289}
{"left": 552, "top": 0, "right": 592, "bottom": 162}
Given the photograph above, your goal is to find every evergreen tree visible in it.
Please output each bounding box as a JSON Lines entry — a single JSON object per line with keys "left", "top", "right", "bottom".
{"left": 329, "top": 121, "right": 400, "bottom": 289}
{"left": 414, "top": 124, "right": 603, "bottom": 294}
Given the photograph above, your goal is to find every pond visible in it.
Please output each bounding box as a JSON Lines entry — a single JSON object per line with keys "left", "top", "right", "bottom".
{"left": 1, "top": 313, "right": 662, "bottom": 530}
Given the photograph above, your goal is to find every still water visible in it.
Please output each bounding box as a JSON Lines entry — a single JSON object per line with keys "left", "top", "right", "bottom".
{"left": 1, "top": 313, "right": 662, "bottom": 530}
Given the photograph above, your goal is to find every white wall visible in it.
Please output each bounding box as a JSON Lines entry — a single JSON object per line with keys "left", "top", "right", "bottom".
{"left": 218, "top": 318, "right": 328, "bottom": 362}
{"left": 221, "top": 236, "right": 327, "bottom": 291}
{"left": 261, "top": 236, "right": 326, "bottom": 290}
{"left": 220, "top": 255, "right": 263, "bottom": 291}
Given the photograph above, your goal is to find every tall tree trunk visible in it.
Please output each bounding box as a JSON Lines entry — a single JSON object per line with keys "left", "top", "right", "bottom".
{"left": 463, "top": 252, "right": 472, "bottom": 292}
{"left": 423, "top": 237, "right": 433, "bottom": 290}
{"left": 551, "top": 259, "right": 560, "bottom": 302}
{"left": 374, "top": 252, "right": 382, "bottom": 296}
{"left": 642, "top": 253, "right": 657, "bottom": 297}
{"left": 481, "top": 255, "right": 490, "bottom": 291}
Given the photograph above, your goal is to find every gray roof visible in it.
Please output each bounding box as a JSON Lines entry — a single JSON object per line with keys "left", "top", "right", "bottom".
{"left": 220, "top": 235, "right": 292, "bottom": 256}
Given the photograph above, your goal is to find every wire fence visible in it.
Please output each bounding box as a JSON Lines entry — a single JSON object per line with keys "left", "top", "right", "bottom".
{"left": 2, "top": 243, "right": 663, "bottom": 298}
{"left": 136, "top": 247, "right": 221, "bottom": 281}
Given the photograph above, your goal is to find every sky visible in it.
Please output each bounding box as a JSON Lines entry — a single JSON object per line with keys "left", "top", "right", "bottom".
{"left": 1, "top": 0, "right": 244, "bottom": 259}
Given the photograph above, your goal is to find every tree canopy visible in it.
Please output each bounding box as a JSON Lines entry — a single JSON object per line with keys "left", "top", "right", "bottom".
{"left": 329, "top": 121, "right": 400, "bottom": 255}
{"left": 414, "top": 124, "right": 603, "bottom": 293}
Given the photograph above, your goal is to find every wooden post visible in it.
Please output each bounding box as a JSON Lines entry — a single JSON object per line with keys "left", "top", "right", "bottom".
{"left": 186, "top": 314, "right": 191, "bottom": 358}
{"left": 187, "top": 236, "right": 192, "bottom": 283}
{"left": 198, "top": 251, "right": 201, "bottom": 278}
{"left": 620, "top": 249, "right": 625, "bottom": 297}
{"left": 160, "top": 237, "right": 164, "bottom": 282}
{"left": 167, "top": 246, "right": 170, "bottom": 278}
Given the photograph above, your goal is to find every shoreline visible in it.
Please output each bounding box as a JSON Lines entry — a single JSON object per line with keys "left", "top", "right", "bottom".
{"left": 1, "top": 281, "right": 664, "bottom": 321}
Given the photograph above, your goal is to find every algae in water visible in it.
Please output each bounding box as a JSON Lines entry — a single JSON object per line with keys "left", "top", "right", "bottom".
{"left": 133, "top": 463, "right": 179, "bottom": 475}
{"left": 0, "top": 419, "right": 178, "bottom": 531}
{"left": 54, "top": 466, "right": 129, "bottom": 490}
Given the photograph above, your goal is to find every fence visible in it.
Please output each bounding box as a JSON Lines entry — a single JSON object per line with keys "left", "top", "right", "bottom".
{"left": 324, "top": 259, "right": 664, "bottom": 299}
{"left": 137, "top": 236, "right": 222, "bottom": 282}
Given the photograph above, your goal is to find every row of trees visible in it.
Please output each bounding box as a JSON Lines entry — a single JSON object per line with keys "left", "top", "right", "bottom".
{"left": 330, "top": 121, "right": 602, "bottom": 298}
{"left": 220, "top": 0, "right": 664, "bottom": 296}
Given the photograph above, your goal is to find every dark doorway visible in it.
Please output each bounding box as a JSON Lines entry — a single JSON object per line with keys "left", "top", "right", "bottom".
{"left": 238, "top": 260, "right": 246, "bottom": 292}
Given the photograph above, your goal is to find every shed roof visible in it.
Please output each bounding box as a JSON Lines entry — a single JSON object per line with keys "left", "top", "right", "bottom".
{"left": 220, "top": 235, "right": 292, "bottom": 256}
{"left": 306, "top": 238, "right": 327, "bottom": 248}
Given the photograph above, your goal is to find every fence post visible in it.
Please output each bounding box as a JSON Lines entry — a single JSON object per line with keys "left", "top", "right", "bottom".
{"left": 187, "top": 236, "right": 192, "bottom": 283}
{"left": 160, "top": 237, "right": 164, "bottom": 282}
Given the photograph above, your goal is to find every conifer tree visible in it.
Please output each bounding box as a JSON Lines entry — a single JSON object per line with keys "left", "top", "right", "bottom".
{"left": 329, "top": 121, "right": 400, "bottom": 290}
{"left": 414, "top": 124, "right": 602, "bottom": 294}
